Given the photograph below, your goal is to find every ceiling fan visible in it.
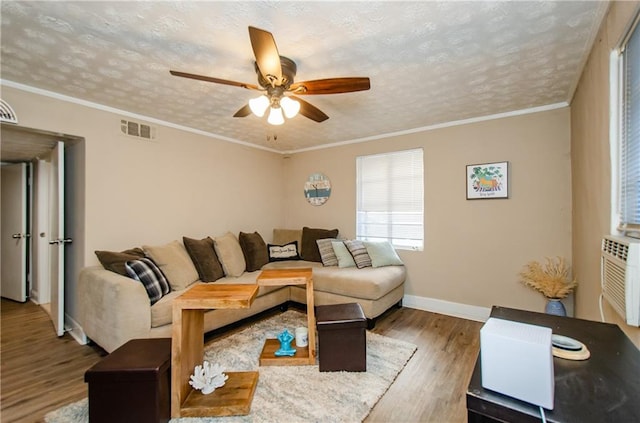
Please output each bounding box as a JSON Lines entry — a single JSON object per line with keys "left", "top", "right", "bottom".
{"left": 170, "top": 26, "right": 371, "bottom": 125}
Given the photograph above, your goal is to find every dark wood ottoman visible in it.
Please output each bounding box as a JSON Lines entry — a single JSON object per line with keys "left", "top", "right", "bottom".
{"left": 316, "top": 303, "right": 367, "bottom": 372}
{"left": 84, "top": 338, "right": 171, "bottom": 423}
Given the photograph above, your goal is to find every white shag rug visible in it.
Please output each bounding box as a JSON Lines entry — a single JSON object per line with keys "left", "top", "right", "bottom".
{"left": 46, "top": 310, "right": 416, "bottom": 423}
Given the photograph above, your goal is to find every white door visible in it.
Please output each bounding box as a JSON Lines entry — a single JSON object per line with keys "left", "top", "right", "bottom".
{"left": 49, "top": 142, "right": 67, "bottom": 336}
{"left": 1, "top": 163, "right": 28, "bottom": 302}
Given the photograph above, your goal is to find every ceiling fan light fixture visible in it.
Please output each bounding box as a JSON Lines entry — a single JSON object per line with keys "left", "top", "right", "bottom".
{"left": 171, "top": 26, "right": 371, "bottom": 125}
{"left": 249, "top": 95, "right": 270, "bottom": 117}
{"left": 280, "top": 96, "right": 300, "bottom": 119}
{"left": 267, "top": 106, "right": 285, "bottom": 125}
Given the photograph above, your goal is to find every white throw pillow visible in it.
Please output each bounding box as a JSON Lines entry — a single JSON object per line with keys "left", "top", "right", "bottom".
{"left": 331, "top": 241, "right": 356, "bottom": 268}
{"left": 268, "top": 241, "right": 300, "bottom": 261}
{"left": 214, "top": 232, "right": 247, "bottom": 277}
{"left": 143, "top": 240, "right": 199, "bottom": 291}
{"left": 363, "top": 241, "right": 404, "bottom": 267}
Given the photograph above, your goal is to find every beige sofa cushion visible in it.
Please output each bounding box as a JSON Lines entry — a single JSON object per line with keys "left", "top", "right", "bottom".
{"left": 311, "top": 265, "right": 406, "bottom": 301}
{"left": 273, "top": 229, "right": 302, "bottom": 247}
{"left": 261, "top": 260, "right": 404, "bottom": 300}
{"left": 150, "top": 289, "right": 184, "bottom": 327}
{"left": 143, "top": 240, "right": 199, "bottom": 291}
{"left": 214, "top": 232, "right": 246, "bottom": 277}
{"left": 263, "top": 260, "right": 323, "bottom": 270}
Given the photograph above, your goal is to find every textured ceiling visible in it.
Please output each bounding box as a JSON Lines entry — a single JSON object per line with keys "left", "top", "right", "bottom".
{"left": 0, "top": 1, "right": 608, "bottom": 153}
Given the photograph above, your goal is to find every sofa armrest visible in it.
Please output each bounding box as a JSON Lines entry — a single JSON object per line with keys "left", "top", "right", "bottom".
{"left": 78, "top": 266, "right": 151, "bottom": 353}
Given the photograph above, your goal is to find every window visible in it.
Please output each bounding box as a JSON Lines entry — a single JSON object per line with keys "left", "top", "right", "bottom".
{"left": 617, "top": 13, "right": 640, "bottom": 237}
{"left": 356, "top": 148, "right": 424, "bottom": 250}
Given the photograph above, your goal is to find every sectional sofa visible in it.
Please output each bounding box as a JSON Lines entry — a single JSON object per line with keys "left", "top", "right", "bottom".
{"left": 78, "top": 228, "right": 406, "bottom": 353}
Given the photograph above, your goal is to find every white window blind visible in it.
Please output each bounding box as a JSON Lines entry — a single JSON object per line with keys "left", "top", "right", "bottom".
{"left": 619, "top": 14, "right": 640, "bottom": 235}
{"left": 356, "top": 148, "right": 424, "bottom": 250}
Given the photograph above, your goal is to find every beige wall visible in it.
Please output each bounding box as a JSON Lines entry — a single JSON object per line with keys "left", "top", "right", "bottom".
{"left": 284, "top": 109, "right": 572, "bottom": 316}
{"left": 571, "top": 0, "right": 640, "bottom": 346}
{"left": 2, "top": 85, "right": 286, "bottom": 323}
{"left": 9, "top": 0, "right": 637, "bottom": 344}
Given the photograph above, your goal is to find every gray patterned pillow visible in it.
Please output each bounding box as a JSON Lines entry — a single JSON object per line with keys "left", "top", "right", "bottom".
{"left": 344, "top": 239, "right": 373, "bottom": 269}
{"left": 125, "top": 258, "right": 170, "bottom": 305}
{"left": 316, "top": 238, "right": 338, "bottom": 266}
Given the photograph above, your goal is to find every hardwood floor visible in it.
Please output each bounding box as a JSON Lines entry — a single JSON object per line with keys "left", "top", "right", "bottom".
{"left": 366, "top": 306, "right": 482, "bottom": 423}
{"left": 0, "top": 299, "right": 482, "bottom": 423}
{"left": 0, "top": 299, "right": 106, "bottom": 423}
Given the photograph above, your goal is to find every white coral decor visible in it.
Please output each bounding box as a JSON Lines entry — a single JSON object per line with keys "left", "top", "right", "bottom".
{"left": 189, "top": 361, "right": 228, "bottom": 395}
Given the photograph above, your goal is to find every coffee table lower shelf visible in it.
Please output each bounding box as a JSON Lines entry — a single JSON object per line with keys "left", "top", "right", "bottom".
{"left": 179, "top": 371, "right": 259, "bottom": 417}
{"left": 259, "top": 338, "right": 311, "bottom": 366}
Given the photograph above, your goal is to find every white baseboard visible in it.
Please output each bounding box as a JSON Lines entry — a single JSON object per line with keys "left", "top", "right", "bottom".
{"left": 403, "top": 294, "right": 491, "bottom": 322}
{"left": 64, "top": 313, "right": 88, "bottom": 345}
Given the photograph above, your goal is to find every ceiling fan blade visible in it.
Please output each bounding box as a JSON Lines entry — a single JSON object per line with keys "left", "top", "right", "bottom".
{"left": 290, "top": 96, "right": 329, "bottom": 122}
{"left": 233, "top": 104, "right": 252, "bottom": 118}
{"left": 170, "top": 70, "right": 260, "bottom": 90}
{"left": 289, "top": 77, "right": 371, "bottom": 95}
{"left": 248, "top": 26, "right": 282, "bottom": 86}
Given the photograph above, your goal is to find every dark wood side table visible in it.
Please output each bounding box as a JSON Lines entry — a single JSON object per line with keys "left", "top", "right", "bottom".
{"left": 466, "top": 306, "right": 640, "bottom": 423}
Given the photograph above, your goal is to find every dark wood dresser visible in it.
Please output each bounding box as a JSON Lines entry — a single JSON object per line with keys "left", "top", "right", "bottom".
{"left": 466, "top": 306, "right": 640, "bottom": 422}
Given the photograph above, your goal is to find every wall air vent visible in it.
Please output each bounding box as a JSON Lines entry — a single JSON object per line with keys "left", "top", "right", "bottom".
{"left": 0, "top": 99, "right": 18, "bottom": 124}
{"left": 120, "top": 119, "right": 156, "bottom": 140}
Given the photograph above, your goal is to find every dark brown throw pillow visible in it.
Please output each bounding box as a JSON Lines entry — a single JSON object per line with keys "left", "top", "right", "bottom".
{"left": 301, "top": 227, "right": 339, "bottom": 262}
{"left": 95, "top": 248, "right": 145, "bottom": 276}
{"left": 183, "top": 237, "right": 225, "bottom": 282}
{"left": 238, "top": 231, "right": 269, "bottom": 272}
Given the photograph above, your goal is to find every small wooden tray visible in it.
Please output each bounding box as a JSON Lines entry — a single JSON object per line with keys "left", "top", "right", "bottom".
{"left": 179, "top": 371, "right": 258, "bottom": 417}
{"left": 552, "top": 342, "right": 591, "bottom": 360}
{"left": 259, "top": 338, "right": 310, "bottom": 366}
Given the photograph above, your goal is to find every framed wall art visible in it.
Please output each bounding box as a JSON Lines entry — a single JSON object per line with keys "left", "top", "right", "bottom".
{"left": 466, "top": 162, "right": 509, "bottom": 199}
{"left": 304, "top": 172, "right": 331, "bottom": 206}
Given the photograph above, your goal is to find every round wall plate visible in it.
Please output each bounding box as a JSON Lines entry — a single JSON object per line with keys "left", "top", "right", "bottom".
{"left": 304, "top": 172, "right": 331, "bottom": 206}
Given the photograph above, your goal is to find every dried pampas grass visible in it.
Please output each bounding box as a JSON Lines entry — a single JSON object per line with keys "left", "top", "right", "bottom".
{"left": 519, "top": 256, "right": 577, "bottom": 299}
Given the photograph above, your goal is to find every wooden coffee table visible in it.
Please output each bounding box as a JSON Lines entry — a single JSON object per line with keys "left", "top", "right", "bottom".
{"left": 257, "top": 268, "right": 316, "bottom": 366}
{"left": 171, "top": 283, "right": 259, "bottom": 418}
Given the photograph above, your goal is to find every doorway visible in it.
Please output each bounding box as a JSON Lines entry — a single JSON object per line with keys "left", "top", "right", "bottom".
{"left": 0, "top": 123, "right": 85, "bottom": 340}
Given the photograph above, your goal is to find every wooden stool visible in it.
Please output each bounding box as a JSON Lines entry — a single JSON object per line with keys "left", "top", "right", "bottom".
{"left": 84, "top": 338, "right": 171, "bottom": 423}
{"left": 316, "top": 303, "right": 367, "bottom": 372}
